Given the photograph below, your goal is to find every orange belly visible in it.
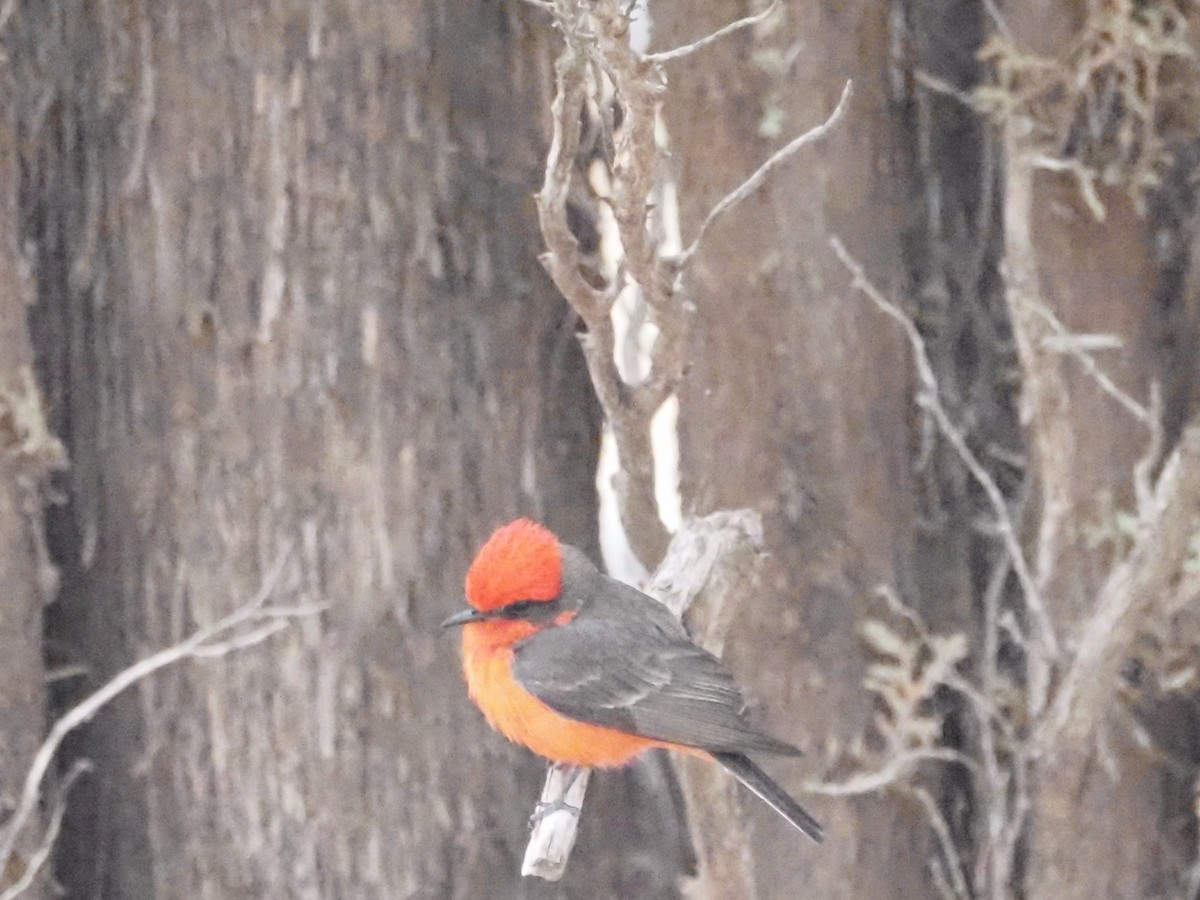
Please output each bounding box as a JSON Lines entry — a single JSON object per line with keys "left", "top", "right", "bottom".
{"left": 463, "top": 640, "right": 671, "bottom": 767}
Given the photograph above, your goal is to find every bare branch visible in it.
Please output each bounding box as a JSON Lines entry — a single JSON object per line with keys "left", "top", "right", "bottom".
{"left": 536, "top": 43, "right": 604, "bottom": 322}
{"left": 806, "top": 748, "right": 976, "bottom": 797}
{"left": 912, "top": 786, "right": 971, "bottom": 900}
{"left": 535, "top": 0, "right": 676, "bottom": 567}
{"left": 647, "top": 0, "right": 779, "bottom": 64}
{"left": 679, "top": 81, "right": 853, "bottom": 269}
{"left": 832, "top": 237, "right": 1058, "bottom": 671}
{"left": 0, "top": 761, "right": 90, "bottom": 900}
{"left": 1038, "top": 425, "right": 1200, "bottom": 752}
{"left": 0, "top": 547, "right": 319, "bottom": 879}
{"left": 1023, "top": 297, "right": 1151, "bottom": 425}
{"left": 521, "top": 764, "right": 591, "bottom": 880}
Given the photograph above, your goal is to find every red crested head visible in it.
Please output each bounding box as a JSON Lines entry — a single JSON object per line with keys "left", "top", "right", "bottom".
{"left": 465, "top": 519, "right": 563, "bottom": 612}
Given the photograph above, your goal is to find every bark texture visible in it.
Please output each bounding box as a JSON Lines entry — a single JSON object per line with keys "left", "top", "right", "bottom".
{"left": 0, "top": 45, "right": 58, "bottom": 896}
{"left": 656, "top": 2, "right": 940, "bottom": 897}
{"left": 2, "top": 0, "right": 1199, "bottom": 897}
{"left": 1004, "top": 2, "right": 1200, "bottom": 896}
{"left": 12, "top": 1, "right": 686, "bottom": 897}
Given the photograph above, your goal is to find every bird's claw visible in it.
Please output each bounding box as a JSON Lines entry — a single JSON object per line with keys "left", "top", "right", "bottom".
{"left": 529, "top": 796, "right": 583, "bottom": 829}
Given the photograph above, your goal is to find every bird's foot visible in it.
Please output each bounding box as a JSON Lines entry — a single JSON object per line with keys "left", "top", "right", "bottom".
{"left": 529, "top": 795, "right": 583, "bottom": 829}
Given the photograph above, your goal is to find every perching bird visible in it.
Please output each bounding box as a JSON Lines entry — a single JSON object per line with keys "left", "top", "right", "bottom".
{"left": 441, "top": 518, "right": 823, "bottom": 841}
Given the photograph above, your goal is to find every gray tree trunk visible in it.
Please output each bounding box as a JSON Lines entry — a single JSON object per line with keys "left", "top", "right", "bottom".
{"left": 11, "top": 1, "right": 687, "bottom": 897}
{"left": 0, "top": 47, "right": 56, "bottom": 897}
{"left": 656, "top": 1, "right": 942, "bottom": 897}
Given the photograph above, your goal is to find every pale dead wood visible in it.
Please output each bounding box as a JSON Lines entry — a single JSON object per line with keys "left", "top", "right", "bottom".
{"left": 0, "top": 761, "right": 89, "bottom": 900}
{"left": 677, "top": 80, "right": 853, "bottom": 271}
{"left": 1025, "top": 297, "right": 1151, "bottom": 426}
{"left": 1038, "top": 425, "right": 1200, "bottom": 752}
{"left": 0, "top": 548, "right": 322, "bottom": 887}
{"left": 647, "top": 0, "right": 779, "bottom": 64}
{"left": 521, "top": 764, "right": 591, "bottom": 881}
{"left": 528, "top": 0, "right": 847, "bottom": 882}
{"left": 805, "top": 748, "right": 976, "bottom": 798}
{"left": 913, "top": 785, "right": 970, "bottom": 900}
{"left": 535, "top": 0, "right": 676, "bottom": 568}
{"left": 658, "top": 512, "right": 765, "bottom": 900}
{"left": 535, "top": 1, "right": 851, "bottom": 573}
{"left": 997, "top": 135, "right": 1066, "bottom": 720}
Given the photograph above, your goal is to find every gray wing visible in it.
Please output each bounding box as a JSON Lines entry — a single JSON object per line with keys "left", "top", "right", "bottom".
{"left": 511, "top": 578, "right": 800, "bottom": 756}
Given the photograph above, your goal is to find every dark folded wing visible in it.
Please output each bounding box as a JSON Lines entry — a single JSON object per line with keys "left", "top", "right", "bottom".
{"left": 511, "top": 593, "right": 800, "bottom": 756}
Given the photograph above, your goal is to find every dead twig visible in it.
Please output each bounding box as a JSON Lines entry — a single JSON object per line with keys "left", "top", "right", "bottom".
{"left": 805, "top": 748, "right": 977, "bottom": 798}
{"left": 1038, "top": 426, "right": 1200, "bottom": 752}
{"left": 1023, "top": 297, "right": 1151, "bottom": 426}
{"left": 679, "top": 81, "right": 853, "bottom": 270}
{"left": 521, "top": 764, "right": 592, "bottom": 880}
{"left": 0, "top": 547, "right": 320, "bottom": 883}
{"left": 832, "top": 237, "right": 1058, "bottom": 673}
{"left": 0, "top": 761, "right": 90, "bottom": 900}
{"left": 647, "top": 0, "right": 779, "bottom": 64}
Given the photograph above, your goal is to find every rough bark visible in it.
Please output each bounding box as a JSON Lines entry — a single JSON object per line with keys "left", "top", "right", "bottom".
{"left": 0, "top": 54, "right": 57, "bottom": 895}
{"left": 1000, "top": 12, "right": 1194, "bottom": 900}
{"left": 996, "top": 2, "right": 1200, "bottom": 897}
{"left": 13, "top": 1, "right": 687, "bottom": 897}
{"left": 655, "top": 2, "right": 939, "bottom": 897}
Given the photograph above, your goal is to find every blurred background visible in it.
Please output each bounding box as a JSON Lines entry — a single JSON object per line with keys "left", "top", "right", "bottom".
{"left": 1, "top": 1, "right": 1199, "bottom": 898}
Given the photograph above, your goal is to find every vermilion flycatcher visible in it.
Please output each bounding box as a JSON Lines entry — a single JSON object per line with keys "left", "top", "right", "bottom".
{"left": 442, "top": 518, "right": 823, "bottom": 841}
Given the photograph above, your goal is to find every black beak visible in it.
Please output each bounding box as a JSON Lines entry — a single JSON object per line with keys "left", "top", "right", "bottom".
{"left": 440, "top": 607, "right": 490, "bottom": 628}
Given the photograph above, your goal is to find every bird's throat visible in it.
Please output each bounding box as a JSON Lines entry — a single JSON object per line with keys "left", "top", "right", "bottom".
{"left": 461, "top": 618, "right": 540, "bottom": 655}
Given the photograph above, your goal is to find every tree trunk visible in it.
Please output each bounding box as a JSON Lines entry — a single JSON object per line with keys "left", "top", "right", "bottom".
{"left": 0, "top": 49, "right": 58, "bottom": 895}
{"left": 14, "top": 1, "right": 687, "bottom": 897}
{"left": 1003, "top": 3, "right": 1199, "bottom": 896}
{"left": 656, "top": 2, "right": 944, "bottom": 896}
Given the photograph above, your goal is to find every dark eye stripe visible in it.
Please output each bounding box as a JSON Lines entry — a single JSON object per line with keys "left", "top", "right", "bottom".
{"left": 501, "top": 598, "right": 556, "bottom": 618}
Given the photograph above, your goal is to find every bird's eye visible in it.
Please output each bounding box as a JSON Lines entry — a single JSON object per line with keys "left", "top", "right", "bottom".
{"left": 506, "top": 599, "right": 538, "bottom": 617}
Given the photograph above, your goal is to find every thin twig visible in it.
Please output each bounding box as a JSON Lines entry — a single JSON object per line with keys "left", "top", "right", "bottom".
{"left": 647, "top": 0, "right": 779, "bottom": 63}
{"left": 805, "top": 748, "right": 977, "bottom": 797}
{"left": 912, "top": 785, "right": 971, "bottom": 900}
{"left": 982, "top": 0, "right": 1012, "bottom": 41}
{"left": 832, "top": 236, "right": 1058, "bottom": 664}
{"left": 1023, "top": 297, "right": 1151, "bottom": 425}
{"left": 0, "top": 548, "right": 314, "bottom": 878}
{"left": 0, "top": 761, "right": 91, "bottom": 900}
{"left": 679, "top": 81, "right": 853, "bottom": 269}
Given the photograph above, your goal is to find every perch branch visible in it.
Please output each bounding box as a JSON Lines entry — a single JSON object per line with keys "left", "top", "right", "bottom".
{"left": 521, "top": 764, "right": 592, "bottom": 880}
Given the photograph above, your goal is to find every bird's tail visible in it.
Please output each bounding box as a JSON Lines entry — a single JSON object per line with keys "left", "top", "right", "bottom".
{"left": 712, "top": 751, "right": 824, "bottom": 843}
